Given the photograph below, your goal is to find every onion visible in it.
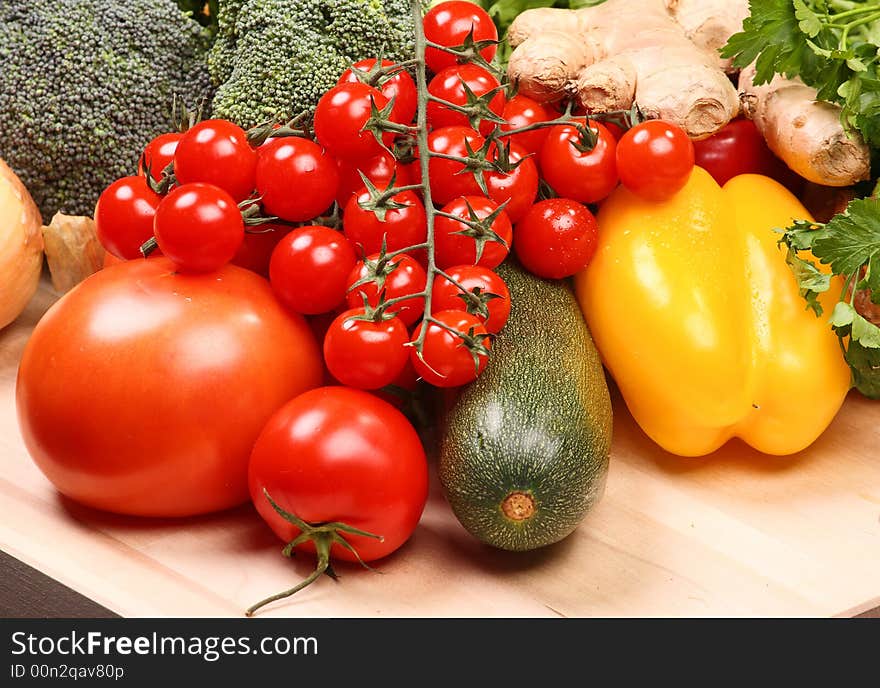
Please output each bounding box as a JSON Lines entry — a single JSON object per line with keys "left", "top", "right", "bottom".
{"left": 0, "top": 158, "right": 43, "bottom": 329}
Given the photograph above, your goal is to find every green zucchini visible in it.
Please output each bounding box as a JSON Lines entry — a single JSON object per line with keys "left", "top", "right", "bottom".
{"left": 439, "top": 261, "right": 612, "bottom": 551}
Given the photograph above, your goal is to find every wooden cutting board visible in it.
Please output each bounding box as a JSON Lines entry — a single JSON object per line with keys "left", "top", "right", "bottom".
{"left": 1, "top": 280, "right": 878, "bottom": 618}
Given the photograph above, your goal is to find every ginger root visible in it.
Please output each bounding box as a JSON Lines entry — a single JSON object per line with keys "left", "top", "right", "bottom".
{"left": 507, "top": 0, "right": 740, "bottom": 139}
{"left": 739, "top": 64, "right": 871, "bottom": 187}
{"left": 663, "top": 0, "right": 749, "bottom": 73}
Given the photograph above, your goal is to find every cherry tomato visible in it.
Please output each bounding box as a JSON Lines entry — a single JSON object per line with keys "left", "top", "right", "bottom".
{"left": 693, "top": 117, "right": 802, "bottom": 192}
{"left": 345, "top": 253, "right": 427, "bottom": 327}
{"left": 343, "top": 185, "right": 427, "bottom": 261}
{"left": 434, "top": 196, "right": 512, "bottom": 269}
{"left": 249, "top": 387, "right": 428, "bottom": 567}
{"left": 410, "top": 309, "right": 491, "bottom": 387}
{"left": 153, "top": 183, "right": 244, "bottom": 273}
{"left": 616, "top": 120, "right": 694, "bottom": 202}
{"left": 338, "top": 59, "right": 418, "bottom": 126}
{"left": 539, "top": 121, "right": 618, "bottom": 203}
{"left": 514, "top": 198, "right": 598, "bottom": 279}
{"left": 94, "top": 176, "right": 162, "bottom": 260}
{"left": 256, "top": 137, "right": 338, "bottom": 222}
{"left": 17, "top": 258, "right": 322, "bottom": 517}
{"left": 501, "top": 95, "right": 552, "bottom": 155}
{"left": 139, "top": 132, "right": 182, "bottom": 182}
{"left": 426, "top": 126, "right": 486, "bottom": 204}
{"left": 335, "top": 151, "right": 412, "bottom": 206}
{"left": 323, "top": 309, "right": 410, "bottom": 390}
{"left": 173, "top": 119, "right": 257, "bottom": 202}
{"left": 427, "top": 64, "right": 506, "bottom": 135}
{"left": 432, "top": 265, "right": 511, "bottom": 333}
{"left": 485, "top": 142, "right": 538, "bottom": 223}
{"left": 423, "top": 1, "right": 497, "bottom": 74}
{"left": 231, "top": 224, "right": 286, "bottom": 277}
{"left": 314, "top": 83, "right": 394, "bottom": 161}
{"left": 270, "top": 226, "right": 357, "bottom": 315}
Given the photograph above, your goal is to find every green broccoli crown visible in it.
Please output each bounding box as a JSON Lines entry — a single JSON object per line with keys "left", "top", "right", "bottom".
{"left": 209, "top": 0, "right": 418, "bottom": 128}
{"left": 0, "top": 1, "right": 214, "bottom": 219}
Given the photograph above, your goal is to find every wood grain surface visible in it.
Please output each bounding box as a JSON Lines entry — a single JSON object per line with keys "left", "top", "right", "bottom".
{"left": 1, "top": 280, "right": 878, "bottom": 618}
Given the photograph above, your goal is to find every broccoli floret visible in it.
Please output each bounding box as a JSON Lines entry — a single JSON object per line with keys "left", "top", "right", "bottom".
{"left": 0, "top": 1, "right": 214, "bottom": 219}
{"left": 209, "top": 0, "right": 420, "bottom": 128}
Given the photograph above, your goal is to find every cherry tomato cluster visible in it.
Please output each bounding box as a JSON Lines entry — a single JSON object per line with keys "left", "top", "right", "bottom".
{"left": 94, "top": 0, "right": 699, "bottom": 397}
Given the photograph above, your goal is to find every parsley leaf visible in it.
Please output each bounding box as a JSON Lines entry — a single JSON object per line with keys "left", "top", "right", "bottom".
{"left": 813, "top": 198, "right": 880, "bottom": 278}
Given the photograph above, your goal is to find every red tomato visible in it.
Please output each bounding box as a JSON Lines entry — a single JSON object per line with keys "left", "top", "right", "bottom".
{"left": 616, "top": 120, "right": 695, "bottom": 201}
{"left": 432, "top": 265, "right": 511, "bottom": 333}
{"left": 139, "top": 132, "right": 182, "bottom": 182}
{"left": 501, "top": 95, "right": 552, "bottom": 155}
{"left": 427, "top": 64, "right": 506, "bottom": 135}
{"left": 345, "top": 253, "right": 427, "bottom": 327}
{"left": 539, "top": 121, "right": 619, "bottom": 203}
{"left": 514, "top": 199, "right": 598, "bottom": 279}
{"left": 693, "top": 117, "right": 802, "bottom": 191}
{"left": 270, "top": 226, "right": 357, "bottom": 315}
{"left": 423, "top": 1, "right": 497, "bottom": 74}
{"left": 338, "top": 59, "right": 418, "bottom": 126}
{"left": 16, "top": 258, "right": 322, "bottom": 517}
{"left": 248, "top": 386, "right": 428, "bottom": 562}
{"left": 153, "top": 183, "right": 244, "bottom": 273}
{"left": 434, "top": 196, "right": 512, "bottom": 269}
{"left": 335, "top": 151, "right": 412, "bottom": 207}
{"left": 173, "top": 119, "right": 257, "bottom": 202}
{"left": 410, "top": 309, "right": 491, "bottom": 387}
{"left": 256, "top": 138, "right": 338, "bottom": 222}
{"left": 426, "top": 126, "right": 485, "bottom": 204}
{"left": 485, "top": 142, "right": 538, "bottom": 223}
{"left": 323, "top": 309, "right": 410, "bottom": 390}
{"left": 94, "top": 176, "right": 162, "bottom": 260}
{"left": 231, "top": 224, "right": 286, "bottom": 277}
{"left": 343, "top": 186, "right": 427, "bottom": 259}
{"left": 314, "top": 83, "right": 393, "bottom": 161}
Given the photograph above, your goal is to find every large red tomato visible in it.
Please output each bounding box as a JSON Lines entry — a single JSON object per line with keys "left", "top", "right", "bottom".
{"left": 16, "top": 258, "right": 322, "bottom": 517}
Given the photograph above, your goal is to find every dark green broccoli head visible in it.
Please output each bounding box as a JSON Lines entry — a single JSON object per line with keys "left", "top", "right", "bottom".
{"left": 209, "top": 0, "right": 419, "bottom": 128}
{"left": 0, "top": 1, "right": 214, "bottom": 219}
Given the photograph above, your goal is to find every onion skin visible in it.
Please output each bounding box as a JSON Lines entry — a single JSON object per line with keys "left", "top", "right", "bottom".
{"left": 0, "top": 158, "right": 43, "bottom": 329}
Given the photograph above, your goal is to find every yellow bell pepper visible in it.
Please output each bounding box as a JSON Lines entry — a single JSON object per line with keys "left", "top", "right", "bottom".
{"left": 575, "top": 167, "right": 850, "bottom": 457}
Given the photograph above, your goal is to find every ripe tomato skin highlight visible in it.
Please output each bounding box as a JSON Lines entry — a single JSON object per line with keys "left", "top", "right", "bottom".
{"left": 432, "top": 265, "right": 511, "bottom": 333}
{"left": 411, "top": 309, "right": 491, "bottom": 387}
{"left": 616, "top": 120, "right": 695, "bottom": 202}
{"left": 423, "top": 1, "right": 497, "bottom": 74}
{"left": 139, "top": 132, "right": 182, "bottom": 182}
{"left": 434, "top": 196, "right": 512, "bottom": 269}
{"left": 345, "top": 253, "right": 427, "bottom": 327}
{"left": 335, "top": 151, "right": 411, "bottom": 207}
{"left": 256, "top": 138, "right": 338, "bottom": 222}
{"left": 173, "top": 119, "right": 257, "bottom": 202}
{"left": 338, "top": 59, "right": 418, "bottom": 126}
{"left": 539, "top": 121, "right": 619, "bottom": 203}
{"left": 94, "top": 176, "right": 162, "bottom": 260}
{"left": 343, "top": 187, "right": 427, "bottom": 259}
{"left": 270, "top": 226, "right": 357, "bottom": 315}
{"left": 501, "top": 95, "right": 552, "bottom": 155}
{"left": 314, "top": 83, "right": 393, "bottom": 161}
{"left": 514, "top": 198, "right": 599, "bottom": 279}
{"left": 323, "top": 309, "right": 410, "bottom": 390}
{"left": 249, "top": 386, "right": 428, "bottom": 562}
{"left": 153, "top": 183, "right": 244, "bottom": 273}
{"left": 426, "top": 126, "right": 485, "bottom": 204}
{"left": 16, "top": 258, "right": 322, "bottom": 517}
{"left": 427, "top": 64, "right": 506, "bottom": 135}
{"left": 692, "top": 117, "right": 802, "bottom": 192}
{"left": 485, "top": 142, "right": 539, "bottom": 223}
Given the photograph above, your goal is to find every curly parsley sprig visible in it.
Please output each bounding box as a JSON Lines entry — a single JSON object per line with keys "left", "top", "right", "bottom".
{"left": 722, "top": 0, "right": 880, "bottom": 148}
{"left": 778, "top": 196, "right": 880, "bottom": 398}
